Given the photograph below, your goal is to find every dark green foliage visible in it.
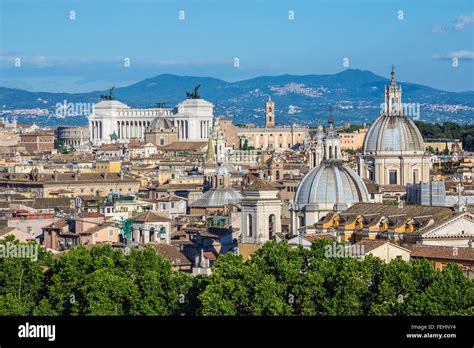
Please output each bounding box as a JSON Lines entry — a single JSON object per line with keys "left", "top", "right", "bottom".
{"left": 414, "top": 121, "right": 474, "bottom": 151}
{"left": 0, "top": 239, "right": 472, "bottom": 316}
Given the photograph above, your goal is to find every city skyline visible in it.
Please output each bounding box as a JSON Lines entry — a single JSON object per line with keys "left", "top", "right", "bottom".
{"left": 1, "top": 0, "right": 473, "bottom": 93}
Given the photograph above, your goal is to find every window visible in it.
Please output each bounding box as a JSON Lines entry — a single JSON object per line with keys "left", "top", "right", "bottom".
{"left": 108, "top": 230, "right": 114, "bottom": 237}
{"left": 94, "top": 233, "right": 99, "bottom": 238}
{"left": 413, "top": 170, "right": 419, "bottom": 183}
{"left": 160, "top": 137, "right": 165, "bottom": 146}
{"left": 389, "top": 170, "right": 397, "bottom": 185}
{"left": 247, "top": 214, "right": 253, "bottom": 237}
{"left": 268, "top": 214, "right": 276, "bottom": 240}
{"left": 171, "top": 202, "right": 175, "bottom": 208}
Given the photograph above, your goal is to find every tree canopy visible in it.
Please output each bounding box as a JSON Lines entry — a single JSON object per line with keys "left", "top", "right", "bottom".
{"left": 0, "top": 238, "right": 472, "bottom": 316}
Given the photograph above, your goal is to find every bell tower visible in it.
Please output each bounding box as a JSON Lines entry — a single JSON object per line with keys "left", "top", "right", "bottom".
{"left": 265, "top": 97, "right": 275, "bottom": 128}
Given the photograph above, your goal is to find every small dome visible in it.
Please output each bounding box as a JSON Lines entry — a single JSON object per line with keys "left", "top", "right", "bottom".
{"left": 190, "top": 187, "right": 242, "bottom": 208}
{"left": 295, "top": 160, "right": 369, "bottom": 210}
{"left": 363, "top": 115, "right": 424, "bottom": 153}
{"left": 148, "top": 117, "right": 174, "bottom": 131}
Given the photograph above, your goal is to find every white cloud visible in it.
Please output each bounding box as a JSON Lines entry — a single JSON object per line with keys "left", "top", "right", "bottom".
{"left": 453, "top": 13, "right": 474, "bottom": 31}
{"left": 433, "top": 50, "right": 474, "bottom": 60}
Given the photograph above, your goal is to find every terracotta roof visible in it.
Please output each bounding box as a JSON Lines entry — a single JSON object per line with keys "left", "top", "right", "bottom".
{"left": 354, "top": 239, "right": 390, "bottom": 253}
{"left": 44, "top": 219, "right": 69, "bottom": 229}
{"left": 304, "top": 234, "right": 335, "bottom": 242}
{"left": 80, "top": 224, "right": 117, "bottom": 235}
{"left": 133, "top": 211, "right": 171, "bottom": 222}
{"left": 405, "top": 244, "right": 474, "bottom": 262}
{"left": 78, "top": 212, "right": 104, "bottom": 218}
{"left": 160, "top": 141, "right": 207, "bottom": 152}
{"left": 156, "top": 195, "right": 187, "bottom": 202}
{"left": 27, "top": 197, "right": 73, "bottom": 210}
{"left": 98, "top": 143, "right": 123, "bottom": 151}
{"left": 152, "top": 244, "right": 192, "bottom": 266}
{"left": 0, "top": 227, "right": 17, "bottom": 236}
{"left": 343, "top": 203, "right": 454, "bottom": 231}
{"left": 0, "top": 172, "right": 139, "bottom": 184}
{"left": 203, "top": 251, "right": 218, "bottom": 260}
{"left": 156, "top": 183, "right": 202, "bottom": 191}
{"left": 380, "top": 184, "right": 406, "bottom": 193}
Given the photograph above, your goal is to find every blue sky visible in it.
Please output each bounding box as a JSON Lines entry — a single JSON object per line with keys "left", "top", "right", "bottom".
{"left": 0, "top": 0, "right": 473, "bottom": 92}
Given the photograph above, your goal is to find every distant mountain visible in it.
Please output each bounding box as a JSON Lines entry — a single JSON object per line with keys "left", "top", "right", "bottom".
{"left": 1, "top": 69, "right": 473, "bottom": 127}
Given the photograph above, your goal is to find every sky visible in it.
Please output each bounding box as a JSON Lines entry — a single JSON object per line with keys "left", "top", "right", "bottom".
{"left": 0, "top": 0, "right": 473, "bottom": 92}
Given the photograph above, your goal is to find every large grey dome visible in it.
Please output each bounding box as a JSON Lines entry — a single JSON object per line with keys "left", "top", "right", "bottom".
{"left": 363, "top": 114, "right": 425, "bottom": 153}
{"left": 190, "top": 187, "right": 242, "bottom": 208}
{"left": 295, "top": 160, "right": 369, "bottom": 210}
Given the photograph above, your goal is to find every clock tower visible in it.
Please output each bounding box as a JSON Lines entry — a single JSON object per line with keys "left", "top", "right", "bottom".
{"left": 265, "top": 97, "right": 275, "bottom": 128}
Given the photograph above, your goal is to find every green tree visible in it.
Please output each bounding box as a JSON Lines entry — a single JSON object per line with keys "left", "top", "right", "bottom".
{"left": 0, "top": 237, "right": 52, "bottom": 315}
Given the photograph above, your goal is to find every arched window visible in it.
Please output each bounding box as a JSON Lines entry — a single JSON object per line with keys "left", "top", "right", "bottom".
{"left": 413, "top": 170, "right": 419, "bottom": 183}
{"left": 275, "top": 170, "right": 280, "bottom": 180}
{"left": 159, "top": 226, "right": 166, "bottom": 239}
{"left": 329, "top": 145, "right": 332, "bottom": 159}
{"left": 247, "top": 214, "right": 253, "bottom": 237}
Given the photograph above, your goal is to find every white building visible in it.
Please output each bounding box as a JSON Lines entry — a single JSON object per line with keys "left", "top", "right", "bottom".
{"left": 240, "top": 180, "right": 282, "bottom": 244}
{"left": 89, "top": 88, "right": 214, "bottom": 146}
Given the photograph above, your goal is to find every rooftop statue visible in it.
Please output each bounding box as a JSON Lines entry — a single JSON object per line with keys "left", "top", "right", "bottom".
{"left": 100, "top": 86, "right": 115, "bottom": 101}
{"left": 186, "top": 84, "right": 201, "bottom": 99}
